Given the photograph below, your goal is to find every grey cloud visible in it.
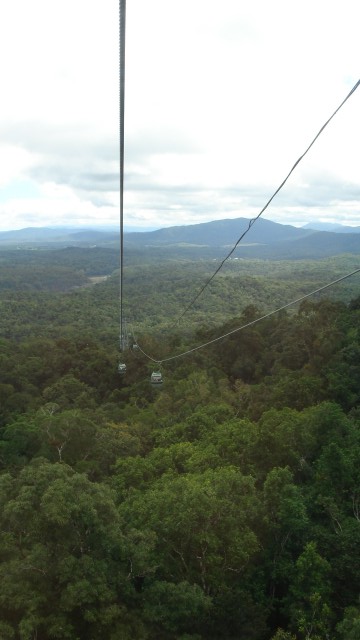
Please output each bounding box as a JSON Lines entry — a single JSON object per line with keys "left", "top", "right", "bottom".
{"left": 121, "top": 172, "right": 360, "bottom": 229}
{"left": 1, "top": 118, "right": 358, "bottom": 227}
{"left": 74, "top": 172, "right": 119, "bottom": 191}
{"left": 274, "top": 178, "right": 360, "bottom": 208}
{"left": 0, "top": 121, "right": 117, "bottom": 160}
{"left": 125, "top": 128, "right": 200, "bottom": 163}
{"left": 29, "top": 165, "right": 119, "bottom": 193}
{"left": 1, "top": 119, "right": 120, "bottom": 205}
{"left": 124, "top": 168, "right": 360, "bottom": 207}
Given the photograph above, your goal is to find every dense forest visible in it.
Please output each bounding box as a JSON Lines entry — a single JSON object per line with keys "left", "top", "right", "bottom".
{"left": 0, "top": 246, "right": 360, "bottom": 639}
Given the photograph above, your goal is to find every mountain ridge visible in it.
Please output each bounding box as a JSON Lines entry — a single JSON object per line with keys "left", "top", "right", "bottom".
{"left": 0, "top": 218, "right": 359, "bottom": 259}
{"left": 123, "top": 217, "right": 315, "bottom": 247}
{"left": 302, "top": 222, "right": 360, "bottom": 233}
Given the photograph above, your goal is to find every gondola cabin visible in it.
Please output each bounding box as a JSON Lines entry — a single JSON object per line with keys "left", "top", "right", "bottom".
{"left": 150, "top": 371, "right": 163, "bottom": 385}
{"left": 118, "top": 363, "right": 127, "bottom": 375}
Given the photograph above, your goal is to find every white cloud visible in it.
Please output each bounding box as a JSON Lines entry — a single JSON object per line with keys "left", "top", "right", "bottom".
{"left": 0, "top": 0, "right": 358, "bottom": 231}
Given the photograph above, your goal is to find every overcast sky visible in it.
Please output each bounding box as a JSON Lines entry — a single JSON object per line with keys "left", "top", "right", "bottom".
{"left": 0, "top": 0, "right": 358, "bottom": 231}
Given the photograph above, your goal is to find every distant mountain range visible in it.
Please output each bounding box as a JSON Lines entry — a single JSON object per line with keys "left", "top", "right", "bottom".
{"left": 302, "top": 222, "right": 360, "bottom": 233}
{"left": 124, "top": 218, "right": 320, "bottom": 248}
{"left": 0, "top": 227, "right": 119, "bottom": 246}
{"left": 123, "top": 218, "right": 360, "bottom": 259}
{"left": 0, "top": 218, "right": 360, "bottom": 259}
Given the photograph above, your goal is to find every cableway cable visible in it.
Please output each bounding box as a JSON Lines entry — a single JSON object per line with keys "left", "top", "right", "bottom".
{"left": 117, "top": 16, "right": 358, "bottom": 374}
{"left": 172, "top": 79, "right": 360, "bottom": 325}
{"left": 119, "top": 0, "right": 126, "bottom": 352}
{"left": 135, "top": 267, "right": 360, "bottom": 364}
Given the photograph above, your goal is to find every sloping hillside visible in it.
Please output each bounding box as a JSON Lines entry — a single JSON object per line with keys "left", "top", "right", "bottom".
{"left": 1, "top": 219, "right": 360, "bottom": 259}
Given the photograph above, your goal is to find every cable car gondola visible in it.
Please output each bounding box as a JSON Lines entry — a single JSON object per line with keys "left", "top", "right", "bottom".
{"left": 150, "top": 371, "right": 163, "bottom": 385}
{"left": 118, "top": 363, "right": 127, "bottom": 375}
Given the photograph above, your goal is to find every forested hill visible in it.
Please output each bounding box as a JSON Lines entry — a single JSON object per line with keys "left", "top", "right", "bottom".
{"left": 124, "top": 217, "right": 360, "bottom": 259}
{"left": 124, "top": 217, "right": 313, "bottom": 246}
{"left": 1, "top": 218, "right": 360, "bottom": 259}
{"left": 1, "top": 269, "right": 360, "bottom": 637}
{"left": 0, "top": 227, "right": 119, "bottom": 247}
{"left": 0, "top": 233, "right": 360, "bottom": 639}
{"left": 303, "top": 222, "right": 360, "bottom": 233}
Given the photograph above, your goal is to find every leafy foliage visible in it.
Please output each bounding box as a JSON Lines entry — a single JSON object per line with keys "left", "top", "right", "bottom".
{"left": 0, "top": 248, "right": 360, "bottom": 638}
